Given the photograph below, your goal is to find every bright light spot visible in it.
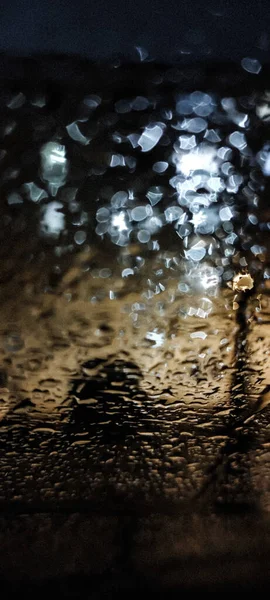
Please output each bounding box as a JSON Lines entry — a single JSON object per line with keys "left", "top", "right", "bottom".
{"left": 176, "top": 145, "right": 218, "bottom": 177}
{"left": 111, "top": 212, "right": 128, "bottom": 231}
{"left": 40, "top": 142, "right": 68, "bottom": 186}
{"left": 191, "top": 210, "right": 207, "bottom": 228}
{"left": 233, "top": 113, "right": 249, "bottom": 128}
{"left": 190, "top": 331, "right": 207, "bottom": 340}
{"left": 187, "top": 265, "right": 220, "bottom": 295}
{"left": 146, "top": 329, "right": 165, "bottom": 347}
{"left": 200, "top": 268, "right": 220, "bottom": 291}
{"left": 122, "top": 268, "right": 134, "bottom": 277}
{"left": 256, "top": 92, "right": 270, "bottom": 121}
{"left": 263, "top": 153, "right": 270, "bottom": 175}
{"left": 232, "top": 272, "right": 254, "bottom": 291}
{"left": 40, "top": 202, "right": 65, "bottom": 237}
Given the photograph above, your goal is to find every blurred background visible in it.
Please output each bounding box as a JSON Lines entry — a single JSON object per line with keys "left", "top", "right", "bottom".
{"left": 1, "top": 2, "right": 270, "bottom": 596}
{"left": 0, "top": 0, "right": 269, "bottom": 63}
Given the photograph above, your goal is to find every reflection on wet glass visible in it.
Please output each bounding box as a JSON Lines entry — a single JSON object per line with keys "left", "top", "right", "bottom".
{"left": 0, "top": 58, "right": 269, "bottom": 508}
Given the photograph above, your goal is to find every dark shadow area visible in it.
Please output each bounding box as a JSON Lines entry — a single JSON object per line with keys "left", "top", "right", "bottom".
{"left": 64, "top": 357, "right": 149, "bottom": 444}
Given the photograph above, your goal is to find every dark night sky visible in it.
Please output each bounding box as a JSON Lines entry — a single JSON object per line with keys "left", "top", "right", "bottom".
{"left": 0, "top": 0, "right": 269, "bottom": 63}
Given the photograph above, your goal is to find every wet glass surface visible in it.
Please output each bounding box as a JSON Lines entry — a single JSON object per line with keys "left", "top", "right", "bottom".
{"left": 0, "top": 56, "right": 270, "bottom": 591}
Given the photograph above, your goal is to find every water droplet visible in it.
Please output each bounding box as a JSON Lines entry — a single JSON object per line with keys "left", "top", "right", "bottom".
{"left": 138, "top": 125, "right": 164, "bottom": 152}
{"left": 4, "top": 332, "right": 24, "bottom": 352}
{"left": 7, "top": 192, "right": 23, "bottom": 206}
{"left": 190, "top": 331, "right": 207, "bottom": 340}
{"left": 241, "top": 57, "right": 261, "bottom": 75}
{"left": 131, "top": 96, "right": 149, "bottom": 111}
{"left": 7, "top": 92, "right": 25, "bottom": 110}
{"left": 131, "top": 205, "right": 152, "bottom": 222}
{"left": 66, "top": 122, "right": 90, "bottom": 145}
{"left": 185, "top": 244, "right": 206, "bottom": 262}
{"left": 74, "top": 230, "right": 87, "bottom": 245}
{"left": 152, "top": 161, "right": 168, "bottom": 174}
{"left": 229, "top": 131, "right": 247, "bottom": 150}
